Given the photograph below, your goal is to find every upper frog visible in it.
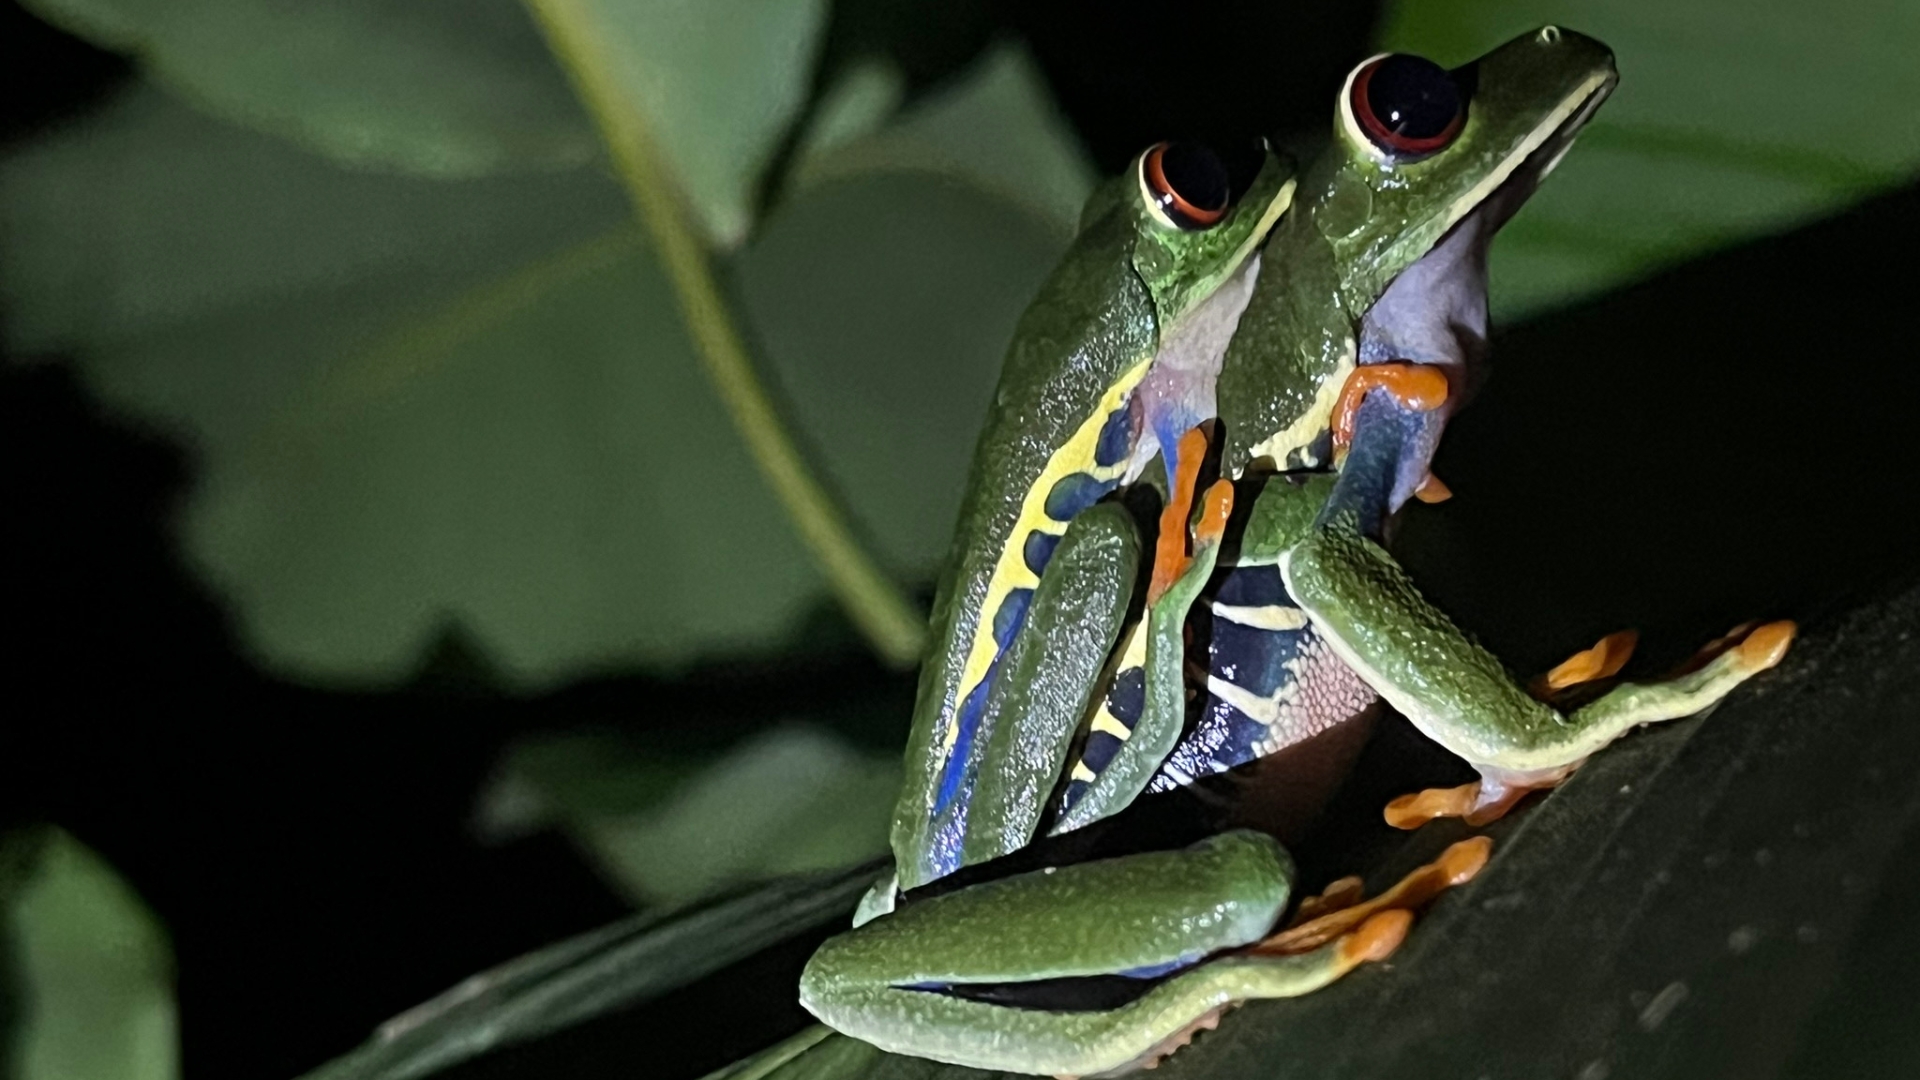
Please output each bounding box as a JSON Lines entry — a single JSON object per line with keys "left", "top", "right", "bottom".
{"left": 1218, "top": 26, "right": 1618, "bottom": 501}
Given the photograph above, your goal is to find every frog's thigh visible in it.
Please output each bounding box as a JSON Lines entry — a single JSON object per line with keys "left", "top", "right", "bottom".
{"left": 806, "top": 928, "right": 1382, "bottom": 1078}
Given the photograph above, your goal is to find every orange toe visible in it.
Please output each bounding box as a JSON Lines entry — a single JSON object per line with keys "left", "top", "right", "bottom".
{"left": 1532, "top": 629, "right": 1638, "bottom": 697}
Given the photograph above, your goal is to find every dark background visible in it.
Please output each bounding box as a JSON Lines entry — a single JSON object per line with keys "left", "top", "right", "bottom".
{"left": 4, "top": 2, "right": 1916, "bottom": 1079}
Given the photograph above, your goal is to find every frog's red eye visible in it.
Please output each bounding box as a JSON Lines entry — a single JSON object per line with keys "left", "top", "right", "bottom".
{"left": 1346, "top": 53, "right": 1465, "bottom": 161}
{"left": 1139, "top": 142, "right": 1231, "bottom": 230}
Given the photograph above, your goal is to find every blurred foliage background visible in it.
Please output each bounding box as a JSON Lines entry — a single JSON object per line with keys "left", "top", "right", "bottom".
{"left": 3, "top": 1, "right": 1919, "bottom": 1079}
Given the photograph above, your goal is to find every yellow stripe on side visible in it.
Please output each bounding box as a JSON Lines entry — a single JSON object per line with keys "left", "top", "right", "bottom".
{"left": 937, "top": 358, "right": 1153, "bottom": 758}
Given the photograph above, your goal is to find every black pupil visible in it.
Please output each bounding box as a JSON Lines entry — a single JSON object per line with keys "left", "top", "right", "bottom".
{"left": 1159, "top": 142, "right": 1230, "bottom": 212}
{"left": 1365, "top": 55, "right": 1460, "bottom": 140}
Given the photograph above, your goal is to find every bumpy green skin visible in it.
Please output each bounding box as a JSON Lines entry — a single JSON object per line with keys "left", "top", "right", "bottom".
{"left": 964, "top": 504, "right": 1138, "bottom": 861}
{"left": 1285, "top": 510, "right": 1779, "bottom": 777}
{"left": 802, "top": 832, "right": 1359, "bottom": 1077}
{"left": 1239, "top": 474, "right": 1339, "bottom": 565}
{"left": 892, "top": 151, "right": 1294, "bottom": 891}
{"left": 1219, "top": 27, "right": 1618, "bottom": 471}
{"left": 801, "top": 29, "right": 1671, "bottom": 1079}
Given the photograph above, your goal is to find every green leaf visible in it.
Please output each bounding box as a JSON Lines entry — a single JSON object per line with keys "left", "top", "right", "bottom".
{"left": 524, "top": 0, "right": 830, "bottom": 247}
{"left": 789, "top": 44, "right": 1098, "bottom": 236}
{"left": 791, "top": 59, "right": 910, "bottom": 169}
{"left": 699, "top": 1028, "right": 884, "bottom": 1080}
{"left": 0, "top": 82, "right": 1065, "bottom": 685}
{"left": 4, "top": 829, "right": 178, "bottom": 1080}
{"left": 1377, "top": 0, "right": 1920, "bottom": 316}
{"left": 300, "top": 864, "right": 881, "bottom": 1080}
{"left": 484, "top": 724, "right": 899, "bottom": 906}
{"left": 18, "top": 0, "right": 595, "bottom": 175}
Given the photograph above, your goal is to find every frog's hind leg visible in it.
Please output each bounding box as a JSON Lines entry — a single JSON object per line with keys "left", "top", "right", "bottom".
{"left": 1384, "top": 620, "right": 1797, "bottom": 829}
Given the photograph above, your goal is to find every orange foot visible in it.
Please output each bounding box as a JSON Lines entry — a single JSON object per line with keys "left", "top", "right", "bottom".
{"left": 1148, "top": 425, "right": 1233, "bottom": 604}
{"left": 1667, "top": 619, "right": 1797, "bottom": 678}
{"left": 1383, "top": 779, "right": 1541, "bottom": 829}
{"left": 1285, "top": 875, "right": 1365, "bottom": 927}
{"left": 1330, "top": 361, "right": 1451, "bottom": 460}
{"left": 1528, "top": 629, "right": 1639, "bottom": 700}
{"left": 1251, "top": 836, "right": 1492, "bottom": 956}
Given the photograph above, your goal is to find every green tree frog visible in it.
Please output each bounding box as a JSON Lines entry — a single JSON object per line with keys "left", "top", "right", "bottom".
{"left": 794, "top": 26, "right": 1792, "bottom": 1078}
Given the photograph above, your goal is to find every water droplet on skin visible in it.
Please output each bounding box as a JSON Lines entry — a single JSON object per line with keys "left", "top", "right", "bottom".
{"left": 1727, "top": 925, "right": 1760, "bottom": 954}
{"left": 1636, "top": 981, "right": 1689, "bottom": 1031}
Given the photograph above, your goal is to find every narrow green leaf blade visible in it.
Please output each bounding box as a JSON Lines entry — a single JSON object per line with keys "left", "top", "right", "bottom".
{"left": 301, "top": 865, "right": 880, "bottom": 1080}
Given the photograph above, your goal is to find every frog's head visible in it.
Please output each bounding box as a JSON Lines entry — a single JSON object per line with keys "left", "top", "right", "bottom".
{"left": 1080, "top": 140, "right": 1297, "bottom": 332}
{"left": 1314, "top": 27, "right": 1617, "bottom": 324}
{"left": 1307, "top": 27, "right": 1615, "bottom": 503}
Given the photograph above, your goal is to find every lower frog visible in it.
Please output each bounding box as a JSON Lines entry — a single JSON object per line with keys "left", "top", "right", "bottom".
{"left": 797, "top": 26, "right": 1789, "bottom": 1079}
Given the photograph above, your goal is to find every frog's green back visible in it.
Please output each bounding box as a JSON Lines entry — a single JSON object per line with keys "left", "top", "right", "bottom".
{"left": 891, "top": 197, "right": 1157, "bottom": 890}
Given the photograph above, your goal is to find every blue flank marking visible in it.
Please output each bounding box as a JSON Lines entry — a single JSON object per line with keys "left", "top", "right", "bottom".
{"left": 1213, "top": 563, "right": 1287, "bottom": 606}
{"left": 1095, "top": 404, "right": 1134, "bottom": 467}
{"left": 1106, "top": 666, "right": 1146, "bottom": 726}
{"left": 1022, "top": 529, "right": 1061, "bottom": 575}
{"left": 1151, "top": 408, "right": 1201, "bottom": 494}
{"left": 933, "top": 587, "right": 1036, "bottom": 816}
{"left": 993, "top": 587, "right": 1034, "bottom": 647}
{"left": 1118, "top": 953, "right": 1205, "bottom": 979}
{"left": 934, "top": 662, "right": 997, "bottom": 816}
{"left": 1079, "top": 730, "right": 1124, "bottom": 772}
{"left": 1043, "top": 472, "right": 1115, "bottom": 522}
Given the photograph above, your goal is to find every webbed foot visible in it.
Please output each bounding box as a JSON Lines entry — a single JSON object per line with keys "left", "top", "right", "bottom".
{"left": 1286, "top": 875, "right": 1365, "bottom": 926}
{"left": 1251, "top": 836, "right": 1491, "bottom": 955}
{"left": 1384, "top": 779, "right": 1537, "bottom": 828}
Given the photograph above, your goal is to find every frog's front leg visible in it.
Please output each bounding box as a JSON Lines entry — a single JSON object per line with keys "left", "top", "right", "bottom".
{"left": 799, "top": 831, "right": 1405, "bottom": 1077}
{"left": 1285, "top": 386, "right": 1794, "bottom": 826}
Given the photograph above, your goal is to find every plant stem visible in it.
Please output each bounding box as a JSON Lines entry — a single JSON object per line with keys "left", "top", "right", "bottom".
{"left": 521, "top": 0, "right": 927, "bottom": 668}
